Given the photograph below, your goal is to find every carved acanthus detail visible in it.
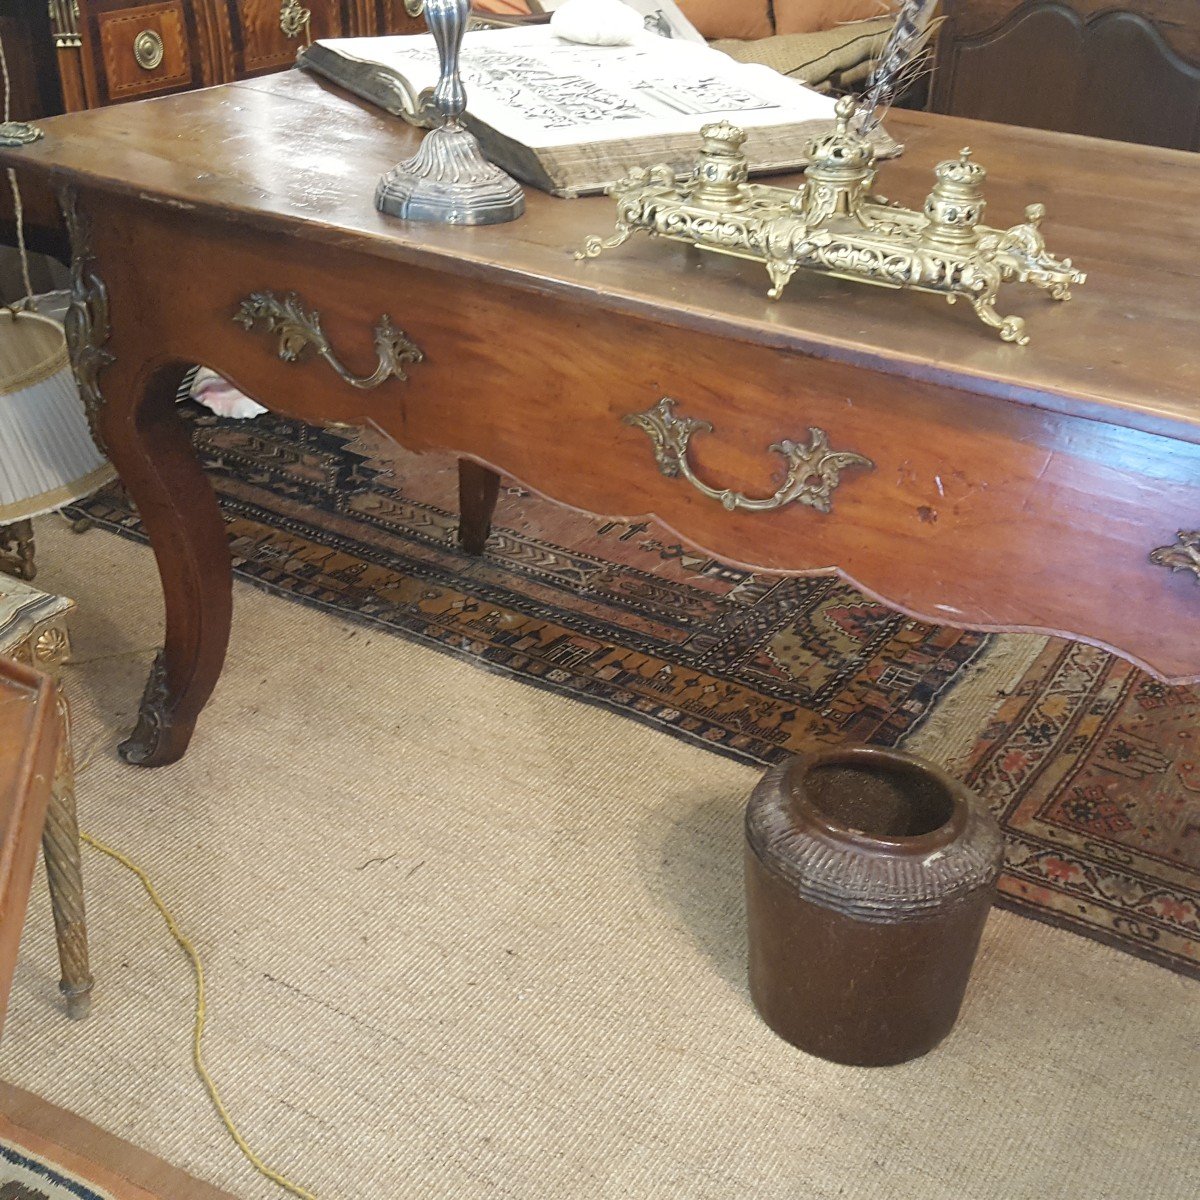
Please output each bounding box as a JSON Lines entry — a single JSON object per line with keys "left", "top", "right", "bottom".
{"left": 1150, "top": 531, "right": 1200, "bottom": 583}
{"left": 60, "top": 188, "right": 115, "bottom": 455}
{"left": 625, "top": 397, "right": 873, "bottom": 515}
{"left": 119, "top": 649, "right": 171, "bottom": 765}
{"left": 234, "top": 291, "right": 424, "bottom": 390}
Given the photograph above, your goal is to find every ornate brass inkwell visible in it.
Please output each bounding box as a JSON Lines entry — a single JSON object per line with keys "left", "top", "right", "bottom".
{"left": 579, "top": 96, "right": 1085, "bottom": 344}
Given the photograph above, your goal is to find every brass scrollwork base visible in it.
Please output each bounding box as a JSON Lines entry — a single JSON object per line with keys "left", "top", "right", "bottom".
{"left": 625, "top": 397, "right": 872, "bottom": 514}
{"left": 234, "top": 292, "right": 424, "bottom": 389}
{"left": 1150, "top": 530, "right": 1200, "bottom": 583}
{"left": 581, "top": 98, "right": 1085, "bottom": 345}
{"left": 0, "top": 121, "right": 44, "bottom": 147}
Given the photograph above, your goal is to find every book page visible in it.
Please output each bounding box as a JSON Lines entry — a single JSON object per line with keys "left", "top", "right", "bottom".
{"left": 315, "top": 26, "right": 836, "bottom": 151}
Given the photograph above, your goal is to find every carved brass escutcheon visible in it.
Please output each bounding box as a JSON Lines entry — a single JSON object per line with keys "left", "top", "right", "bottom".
{"left": 624, "top": 397, "right": 872, "bottom": 514}
{"left": 234, "top": 292, "right": 423, "bottom": 390}
{"left": 279, "top": 0, "right": 312, "bottom": 42}
{"left": 1150, "top": 531, "right": 1200, "bottom": 583}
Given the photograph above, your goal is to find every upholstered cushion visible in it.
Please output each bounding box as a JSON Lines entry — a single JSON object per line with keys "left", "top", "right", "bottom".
{"left": 712, "top": 17, "right": 891, "bottom": 86}
{"left": 677, "top": 0, "right": 773, "bottom": 41}
{"left": 774, "top": 0, "right": 889, "bottom": 35}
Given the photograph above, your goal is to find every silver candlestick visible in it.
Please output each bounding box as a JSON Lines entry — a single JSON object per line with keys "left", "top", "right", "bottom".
{"left": 375, "top": 0, "right": 525, "bottom": 225}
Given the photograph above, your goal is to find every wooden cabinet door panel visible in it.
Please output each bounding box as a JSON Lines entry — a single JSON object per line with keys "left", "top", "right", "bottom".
{"left": 85, "top": 0, "right": 200, "bottom": 104}
{"left": 228, "top": 0, "right": 345, "bottom": 76}
{"left": 373, "top": 0, "right": 427, "bottom": 35}
{"left": 932, "top": 1, "right": 1200, "bottom": 151}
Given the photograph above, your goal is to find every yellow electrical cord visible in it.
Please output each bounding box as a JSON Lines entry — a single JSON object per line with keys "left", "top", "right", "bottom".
{"left": 79, "top": 830, "right": 319, "bottom": 1200}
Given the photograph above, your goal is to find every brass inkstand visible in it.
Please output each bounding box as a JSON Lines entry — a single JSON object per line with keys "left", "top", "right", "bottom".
{"left": 579, "top": 96, "right": 1086, "bottom": 344}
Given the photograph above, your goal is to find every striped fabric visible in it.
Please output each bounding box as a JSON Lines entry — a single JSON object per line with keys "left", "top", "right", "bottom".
{"left": 0, "top": 1137, "right": 111, "bottom": 1199}
{"left": 0, "top": 297, "right": 115, "bottom": 524}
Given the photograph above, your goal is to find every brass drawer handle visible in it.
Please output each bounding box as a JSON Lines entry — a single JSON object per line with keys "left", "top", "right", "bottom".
{"left": 234, "top": 291, "right": 423, "bottom": 390}
{"left": 625, "top": 397, "right": 872, "bottom": 514}
{"left": 1150, "top": 531, "right": 1200, "bottom": 583}
{"left": 132, "top": 29, "right": 164, "bottom": 71}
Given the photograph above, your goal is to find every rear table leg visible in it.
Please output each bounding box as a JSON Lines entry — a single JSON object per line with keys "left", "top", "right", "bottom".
{"left": 457, "top": 459, "right": 500, "bottom": 556}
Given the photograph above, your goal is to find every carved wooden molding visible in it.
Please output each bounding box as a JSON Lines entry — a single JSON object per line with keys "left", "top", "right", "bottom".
{"left": 945, "top": 0, "right": 1200, "bottom": 61}
{"left": 933, "top": 2, "right": 1200, "bottom": 150}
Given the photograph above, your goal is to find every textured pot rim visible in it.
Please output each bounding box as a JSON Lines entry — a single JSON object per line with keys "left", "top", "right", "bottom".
{"left": 784, "top": 746, "right": 969, "bottom": 856}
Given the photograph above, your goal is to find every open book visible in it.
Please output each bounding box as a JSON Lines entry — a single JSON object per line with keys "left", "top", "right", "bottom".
{"left": 298, "top": 26, "right": 898, "bottom": 197}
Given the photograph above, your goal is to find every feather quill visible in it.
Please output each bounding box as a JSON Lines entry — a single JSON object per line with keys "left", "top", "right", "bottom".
{"left": 853, "top": 0, "right": 941, "bottom": 135}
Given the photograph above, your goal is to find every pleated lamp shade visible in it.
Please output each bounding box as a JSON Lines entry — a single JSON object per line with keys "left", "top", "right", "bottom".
{"left": 0, "top": 304, "right": 115, "bottom": 523}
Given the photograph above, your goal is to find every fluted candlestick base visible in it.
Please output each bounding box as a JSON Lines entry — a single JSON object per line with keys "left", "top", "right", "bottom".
{"left": 376, "top": 122, "right": 525, "bottom": 225}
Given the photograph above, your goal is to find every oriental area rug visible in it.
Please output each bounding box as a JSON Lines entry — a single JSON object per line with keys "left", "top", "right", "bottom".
{"left": 68, "top": 405, "right": 1200, "bottom": 980}
{"left": 0, "top": 1146, "right": 101, "bottom": 1200}
{"left": 0, "top": 1080, "right": 236, "bottom": 1200}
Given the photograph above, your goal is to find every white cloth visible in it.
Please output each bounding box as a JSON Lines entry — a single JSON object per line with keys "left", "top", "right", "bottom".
{"left": 190, "top": 367, "right": 268, "bottom": 419}
{"left": 550, "top": 0, "right": 644, "bottom": 46}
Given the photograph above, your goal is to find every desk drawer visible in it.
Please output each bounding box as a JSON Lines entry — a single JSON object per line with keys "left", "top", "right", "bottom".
{"left": 96, "top": 200, "right": 1200, "bottom": 683}
{"left": 93, "top": 1, "right": 194, "bottom": 101}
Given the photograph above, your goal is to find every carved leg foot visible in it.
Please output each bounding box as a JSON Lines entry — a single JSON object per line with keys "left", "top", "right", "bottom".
{"left": 120, "top": 649, "right": 183, "bottom": 766}
{"left": 64, "top": 191, "right": 233, "bottom": 768}
{"left": 43, "top": 718, "right": 93, "bottom": 1020}
{"left": 966, "top": 293, "right": 1029, "bottom": 346}
{"left": 101, "top": 363, "right": 233, "bottom": 768}
{"left": 457, "top": 459, "right": 500, "bottom": 557}
{"left": 766, "top": 262, "right": 797, "bottom": 301}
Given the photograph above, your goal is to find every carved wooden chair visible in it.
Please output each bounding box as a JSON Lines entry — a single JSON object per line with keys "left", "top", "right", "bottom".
{"left": 929, "top": 1, "right": 1200, "bottom": 152}
{"left": 0, "top": 574, "right": 93, "bottom": 1023}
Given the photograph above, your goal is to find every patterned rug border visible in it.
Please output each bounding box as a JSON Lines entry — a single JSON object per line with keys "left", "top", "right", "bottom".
{"left": 0, "top": 1139, "right": 111, "bottom": 1200}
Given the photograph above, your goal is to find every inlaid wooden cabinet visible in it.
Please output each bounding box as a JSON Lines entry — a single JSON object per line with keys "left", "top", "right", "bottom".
{"left": 0, "top": 1, "right": 424, "bottom": 255}
{"left": 52, "top": 0, "right": 425, "bottom": 111}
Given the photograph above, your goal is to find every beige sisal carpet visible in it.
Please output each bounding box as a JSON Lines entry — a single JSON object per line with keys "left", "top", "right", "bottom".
{"left": 1, "top": 519, "right": 1197, "bottom": 1200}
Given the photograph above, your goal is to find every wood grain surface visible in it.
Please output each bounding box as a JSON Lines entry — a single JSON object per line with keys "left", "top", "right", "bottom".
{"left": 931, "top": 0, "right": 1200, "bottom": 151}
{"left": 7, "top": 70, "right": 1199, "bottom": 443}
{"left": 1, "top": 70, "right": 1196, "bottom": 762}
{"left": 0, "top": 1081, "right": 238, "bottom": 1199}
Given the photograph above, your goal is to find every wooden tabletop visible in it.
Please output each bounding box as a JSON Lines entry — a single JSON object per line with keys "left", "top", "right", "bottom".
{"left": 5, "top": 69, "right": 1199, "bottom": 446}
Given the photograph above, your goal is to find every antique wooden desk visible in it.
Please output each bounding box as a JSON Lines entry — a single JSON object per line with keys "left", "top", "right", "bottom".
{"left": 2, "top": 71, "right": 1198, "bottom": 766}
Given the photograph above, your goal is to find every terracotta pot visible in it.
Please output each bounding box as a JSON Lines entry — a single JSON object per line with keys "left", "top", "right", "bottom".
{"left": 744, "top": 745, "right": 1004, "bottom": 1066}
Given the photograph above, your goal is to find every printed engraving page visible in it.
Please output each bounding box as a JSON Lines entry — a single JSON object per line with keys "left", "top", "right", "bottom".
{"left": 314, "top": 26, "right": 836, "bottom": 150}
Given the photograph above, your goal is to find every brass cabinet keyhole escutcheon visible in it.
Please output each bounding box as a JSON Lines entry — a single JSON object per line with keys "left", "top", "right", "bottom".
{"left": 280, "top": 0, "right": 313, "bottom": 42}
